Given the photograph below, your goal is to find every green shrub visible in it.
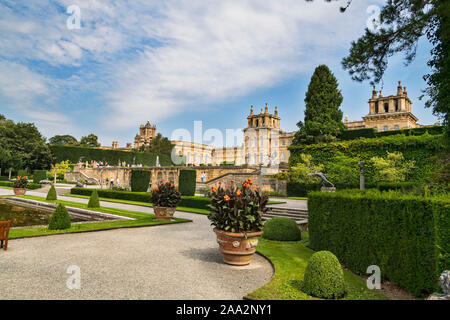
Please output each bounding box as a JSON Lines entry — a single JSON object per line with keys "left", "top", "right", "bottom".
{"left": 46, "top": 185, "right": 57, "bottom": 200}
{"left": 308, "top": 190, "right": 450, "bottom": 296}
{"left": 33, "top": 170, "right": 47, "bottom": 184}
{"left": 87, "top": 190, "right": 100, "bottom": 208}
{"left": 262, "top": 217, "right": 301, "bottom": 241}
{"left": 340, "top": 126, "right": 443, "bottom": 141}
{"left": 151, "top": 182, "right": 181, "bottom": 207}
{"left": 179, "top": 169, "right": 196, "bottom": 196}
{"left": 289, "top": 134, "right": 447, "bottom": 185}
{"left": 301, "top": 251, "right": 346, "bottom": 299}
{"left": 130, "top": 169, "right": 151, "bottom": 192}
{"left": 0, "top": 176, "right": 9, "bottom": 181}
{"left": 340, "top": 128, "right": 377, "bottom": 140}
{"left": 0, "top": 181, "right": 40, "bottom": 189}
{"left": 48, "top": 204, "right": 71, "bottom": 230}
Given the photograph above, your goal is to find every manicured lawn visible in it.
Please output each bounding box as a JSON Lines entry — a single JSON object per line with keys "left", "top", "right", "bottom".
{"left": 64, "top": 193, "right": 286, "bottom": 214}
{"left": 288, "top": 197, "right": 308, "bottom": 200}
{"left": 8, "top": 195, "right": 191, "bottom": 239}
{"left": 248, "top": 234, "right": 387, "bottom": 300}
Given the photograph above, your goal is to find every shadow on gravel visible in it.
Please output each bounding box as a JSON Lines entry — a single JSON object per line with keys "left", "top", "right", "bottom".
{"left": 180, "top": 247, "right": 223, "bottom": 264}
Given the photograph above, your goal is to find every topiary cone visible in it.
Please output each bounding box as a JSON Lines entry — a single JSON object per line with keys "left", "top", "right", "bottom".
{"left": 88, "top": 190, "right": 100, "bottom": 208}
{"left": 48, "top": 204, "right": 71, "bottom": 230}
{"left": 302, "top": 251, "right": 346, "bottom": 299}
{"left": 46, "top": 185, "right": 57, "bottom": 201}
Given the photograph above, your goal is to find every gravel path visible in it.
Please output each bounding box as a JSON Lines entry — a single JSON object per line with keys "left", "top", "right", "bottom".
{"left": 0, "top": 188, "right": 273, "bottom": 300}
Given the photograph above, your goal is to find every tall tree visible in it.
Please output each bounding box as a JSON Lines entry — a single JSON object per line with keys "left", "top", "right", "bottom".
{"left": 139, "top": 133, "right": 174, "bottom": 155}
{"left": 0, "top": 116, "right": 53, "bottom": 171}
{"left": 49, "top": 135, "right": 78, "bottom": 146}
{"left": 79, "top": 134, "right": 100, "bottom": 147}
{"left": 294, "top": 65, "right": 346, "bottom": 144}
{"left": 313, "top": 0, "right": 449, "bottom": 130}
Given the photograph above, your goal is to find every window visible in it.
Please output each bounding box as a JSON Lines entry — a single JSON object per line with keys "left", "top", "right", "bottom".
{"left": 375, "top": 102, "right": 379, "bottom": 113}
{"left": 384, "top": 103, "right": 389, "bottom": 113}
{"left": 394, "top": 125, "right": 399, "bottom": 130}
{"left": 282, "top": 140, "right": 286, "bottom": 146}
{"left": 383, "top": 126, "right": 388, "bottom": 131}
{"left": 281, "top": 153, "right": 285, "bottom": 163}
{"left": 395, "top": 100, "right": 399, "bottom": 112}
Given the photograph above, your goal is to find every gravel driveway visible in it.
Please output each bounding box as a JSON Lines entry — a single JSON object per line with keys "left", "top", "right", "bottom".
{"left": 0, "top": 189, "right": 273, "bottom": 300}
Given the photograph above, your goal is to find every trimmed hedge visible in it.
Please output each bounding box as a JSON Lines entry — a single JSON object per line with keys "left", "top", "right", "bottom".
{"left": 289, "top": 134, "right": 447, "bottom": 184}
{"left": 70, "top": 188, "right": 211, "bottom": 211}
{"left": 0, "top": 181, "right": 41, "bottom": 190}
{"left": 301, "top": 251, "right": 346, "bottom": 299}
{"left": 88, "top": 190, "right": 100, "bottom": 208}
{"left": 17, "top": 169, "right": 29, "bottom": 177}
{"left": 49, "top": 145, "right": 172, "bottom": 166}
{"left": 46, "top": 185, "right": 57, "bottom": 200}
{"left": 341, "top": 126, "right": 443, "bottom": 141}
{"left": 33, "top": 170, "right": 47, "bottom": 184}
{"left": 179, "top": 169, "right": 196, "bottom": 196}
{"left": 263, "top": 217, "right": 301, "bottom": 241}
{"left": 130, "top": 170, "right": 151, "bottom": 192}
{"left": 307, "top": 190, "right": 450, "bottom": 296}
{"left": 287, "top": 181, "right": 416, "bottom": 197}
{"left": 48, "top": 204, "right": 71, "bottom": 230}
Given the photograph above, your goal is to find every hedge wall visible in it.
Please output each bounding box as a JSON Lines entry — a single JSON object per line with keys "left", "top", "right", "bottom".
{"left": 130, "top": 169, "right": 151, "bottom": 192}
{"left": 49, "top": 145, "right": 172, "bottom": 166}
{"left": 340, "top": 126, "right": 443, "bottom": 141}
{"left": 308, "top": 190, "right": 450, "bottom": 297}
{"left": 69, "top": 188, "right": 211, "bottom": 210}
{"left": 179, "top": 169, "right": 196, "bottom": 196}
{"left": 289, "top": 134, "right": 447, "bottom": 184}
{"left": 33, "top": 170, "right": 47, "bottom": 184}
{"left": 287, "top": 181, "right": 416, "bottom": 197}
{"left": 0, "top": 181, "right": 41, "bottom": 190}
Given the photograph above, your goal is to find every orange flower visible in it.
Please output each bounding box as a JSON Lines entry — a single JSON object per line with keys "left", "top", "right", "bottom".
{"left": 256, "top": 185, "right": 261, "bottom": 189}
{"left": 17, "top": 176, "right": 21, "bottom": 180}
{"left": 236, "top": 190, "right": 241, "bottom": 196}
{"left": 154, "top": 187, "right": 159, "bottom": 191}
{"left": 231, "top": 179, "right": 235, "bottom": 183}
{"left": 224, "top": 195, "right": 230, "bottom": 201}
{"left": 218, "top": 182, "right": 222, "bottom": 185}
{"left": 211, "top": 186, "right": 217, "bottom": 192}
{"left": 171, "top": 184, "right": 174, "bottom": 188}
{"left": 243, "top": 183, "right": 249, "bottom": 188}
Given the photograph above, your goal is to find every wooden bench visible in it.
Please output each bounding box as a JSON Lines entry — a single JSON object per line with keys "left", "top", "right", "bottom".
{"left": 0, "top": 221, "right": 11, "bottom": 251}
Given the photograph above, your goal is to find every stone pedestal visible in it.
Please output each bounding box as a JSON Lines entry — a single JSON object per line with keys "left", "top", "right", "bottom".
{"left": 321, "top": 187, "right": 336, "bottom": 193}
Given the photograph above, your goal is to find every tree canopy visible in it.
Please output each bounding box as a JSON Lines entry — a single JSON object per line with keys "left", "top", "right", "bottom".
{"left": 49, "top": 135, "right": 78, "bottom": 146}
{"left": 79, "top": 134, "right": 101, "bottom": 147}
{"left": 294, "top": 65, "right": 346, "bottom": 144}
{"left": 139, "top": 133, "right": 174, "bottom": 155}
{"left": 0, "top": 116, "right": 53, "bottom": 171}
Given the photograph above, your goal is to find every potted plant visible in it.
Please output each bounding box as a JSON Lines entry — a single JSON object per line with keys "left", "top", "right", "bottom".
{"left": 13, "top": 176, "right": 29, "bottom": 195}
{"left": 208, "top": 179, "right": 268, "bottom": 266}
{"left": 151, "top": 181, "right": 181, "bottom": 221}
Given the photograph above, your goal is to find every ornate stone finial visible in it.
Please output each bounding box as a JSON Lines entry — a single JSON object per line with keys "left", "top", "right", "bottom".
{"left": 250, "top": 105, "right": 254, "bottom": 115}
{"left": 403, "top": 86, "right": 407, "bottom": 96}
{"left": 265, "top": 102, "right": 269, "bottom": 114}
{"left": 260, "top": 108, "right": 263, "bottom": 114}
{"left": 372, "top": 85, "right": 377, "bottom": 98}
{"left": 397, "top": 81, "right": 403, "bottom": 96}
{"left": 379, "top": 90, "right": 383, "bottom": 98}
{"left": 274, "top": 106, "right": 278, "bottom": 116}
{"left": 344, "top": 115, "right": 349, "bottom": 123}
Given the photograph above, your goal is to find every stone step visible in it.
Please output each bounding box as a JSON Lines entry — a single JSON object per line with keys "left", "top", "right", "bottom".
{"left": 266, "top": 209, "right": 308, "bottom": 218}
{"left": 262, "top": 216, "right": 308, "bottom": 226}
{"left": 263, "top": 213, "right": 308, "bottom": 220}
{"left": 268, "top": 207, "right": 308, "bottom": 214}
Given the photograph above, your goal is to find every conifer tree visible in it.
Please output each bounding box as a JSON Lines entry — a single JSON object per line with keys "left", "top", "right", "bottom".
{"left": 294, "top": 65, "right": 346, "bottom": 144}
{"left": 87, "top": 190, "right": 100, "bottom": 208}
{"left": 46, "top": 185, "right": 57, "bottom": 201}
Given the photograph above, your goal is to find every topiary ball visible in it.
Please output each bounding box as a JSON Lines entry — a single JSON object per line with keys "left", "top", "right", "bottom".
{"left": 262, "top": 217, "right": 302, "bottom": 241}
{"left": 46, "top": 185, "right": 57, "bottom": 201}
{"left": 48, "top": 204, "right": 71, "bottom": 230}
{"left": 301, "top": 251, "right": 346, "bottom": 299}
{"left": 87, "top": 190, "right": 100, "bottom": 208}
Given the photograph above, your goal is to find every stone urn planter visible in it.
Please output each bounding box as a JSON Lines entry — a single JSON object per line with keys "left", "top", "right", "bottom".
{"left": 214, "top": 229, "right": 263, "bottom": 266}
{"left": 208, "top": 178, "right": 268, "bottom": 266}
{"left": 153, "top": 206, "right": 176, "bottom": 221}
{"left": 13, "top": 188, "right": 27, "bottom": 196}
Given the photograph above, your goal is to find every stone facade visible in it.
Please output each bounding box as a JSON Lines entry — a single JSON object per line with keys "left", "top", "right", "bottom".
{"left": 345, "top": 81, "right": 421, "bottom": 132}
{"left": 171, "top": 103, "right": 295, "bottom": 167}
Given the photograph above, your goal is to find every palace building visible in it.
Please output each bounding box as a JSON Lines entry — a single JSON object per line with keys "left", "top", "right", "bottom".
{"left": 345, "top": 81, "right": 421, "bottom": 131}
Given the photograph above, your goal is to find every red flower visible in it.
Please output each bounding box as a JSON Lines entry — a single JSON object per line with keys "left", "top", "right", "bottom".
{"left": 224, "top": 195, "right": 230, "bottom": 202}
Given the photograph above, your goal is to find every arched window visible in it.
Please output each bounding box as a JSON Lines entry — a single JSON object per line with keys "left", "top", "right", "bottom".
{"left": 281, "top": 153, "right": 286, "bottom": 163}
{"left": 383, "top": 126, "right": 389, "bottom": 131}
{"left": 384, "top": 103, "right": 389, "bottom": 113}
{"left": 394, "top": 125, "right": 399, "bottom": 130}
{"left": 395, "top": 100, "right": 399, "bottom": 112}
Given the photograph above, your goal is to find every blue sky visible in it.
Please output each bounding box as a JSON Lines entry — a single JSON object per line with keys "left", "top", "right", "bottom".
{"left": 0, "top": 0, "right": 439, "bottom": 147}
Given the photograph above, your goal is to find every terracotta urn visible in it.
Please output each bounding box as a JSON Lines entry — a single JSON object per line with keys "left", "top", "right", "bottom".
{"left": 13, "top": 188, "right": 26, "bottom": 196}
{"left": 153, "top": 206, "right": 176, "bottom": 221}
{"left": 214, "top": 228, "right": 263, "bottom": 266}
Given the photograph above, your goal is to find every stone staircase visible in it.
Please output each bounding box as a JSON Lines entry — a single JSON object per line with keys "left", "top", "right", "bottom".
{"left": 263, "top": 206, "right": 308, "bottom": 231}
